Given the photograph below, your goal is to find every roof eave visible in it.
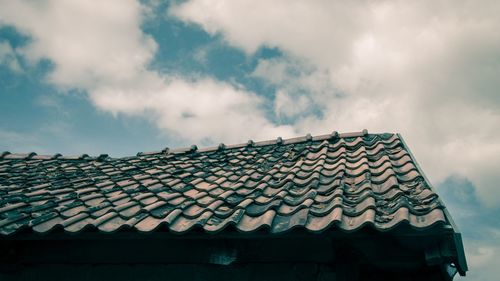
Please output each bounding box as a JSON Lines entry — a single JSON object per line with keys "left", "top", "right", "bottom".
{"left": 397, "top": 133, "right": 468, "bottom": 276}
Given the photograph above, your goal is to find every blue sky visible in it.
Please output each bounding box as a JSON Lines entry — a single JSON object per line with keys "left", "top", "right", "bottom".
{"left": 1, "top": 1, "right": 499, "bottom": 279}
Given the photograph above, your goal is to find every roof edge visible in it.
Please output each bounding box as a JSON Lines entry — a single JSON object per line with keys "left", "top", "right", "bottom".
{"left": 397, "top": 133, "right": 468, "bottom": 275}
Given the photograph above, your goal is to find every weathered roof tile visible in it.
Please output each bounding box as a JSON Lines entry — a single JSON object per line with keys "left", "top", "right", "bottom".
{"left": 0, "top": 131, "right": 454, "bottom": 237}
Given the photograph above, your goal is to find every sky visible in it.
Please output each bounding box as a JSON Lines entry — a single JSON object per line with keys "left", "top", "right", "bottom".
{"left": 0, "top": 1, "right": 499, "bottom": 279}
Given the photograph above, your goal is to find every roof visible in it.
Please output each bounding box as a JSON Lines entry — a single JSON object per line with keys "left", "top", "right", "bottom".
{"left": 0, "top": 130, "right": 451, "bottom": 235}
{"left": 0, "top": 130, "right": 469, "bottom": 274}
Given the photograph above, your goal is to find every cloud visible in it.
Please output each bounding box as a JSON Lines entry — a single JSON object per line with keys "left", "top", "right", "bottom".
{"left": 170, "top": 0, "right": 500, "bottom": 206}
{"left": 0, "top": 0, "right": 157, "bottom": 89}
{"left": 0, "top": 41, "right": 22, "bottom": 72}
{"left": 0, "top": 0, "right": 294, "bottom": 145}
{"left": 90, "top": 75, "right": 294, "bottom": 143}
{"left": 273, "top": 90, "right": 311, "bottom": 120}
{"left": 251, "top": 57, "right": 328, "bottom": 121}
{"left": 438, "top": 176, "right": 500, "bottom": 280}
{"left": 169, "top": 0, "right": 366, "bottom": 62}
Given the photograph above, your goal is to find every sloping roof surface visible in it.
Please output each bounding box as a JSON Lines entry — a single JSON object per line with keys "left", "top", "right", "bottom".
{"left": 0, "top": 131, "right": 449, "bottom": 236}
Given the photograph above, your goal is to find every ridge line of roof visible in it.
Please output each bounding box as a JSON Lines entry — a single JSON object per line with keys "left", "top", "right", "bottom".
{"left": 0, "top": 130, "right": 378, "bottom": 160}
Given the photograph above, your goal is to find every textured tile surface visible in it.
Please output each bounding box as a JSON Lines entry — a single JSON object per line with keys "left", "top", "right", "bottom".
{"left": 0, "top": 132, "right": 449, "bottom": 235}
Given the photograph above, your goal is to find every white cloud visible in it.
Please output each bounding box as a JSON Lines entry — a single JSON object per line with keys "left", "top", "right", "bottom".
{"left": 0, "top": 0, "right": 294, "bottom": 145}
{"left": 171, "top": 0, "right": 500, "bottom": 206}
{"left": 252, "top": 56, "right": 339, "bottom": 122}
{"left": 90, "top": 75, "right": 294, "bottom": 143}
{"left": 273, "top": 90, "right": 311, "bottom": 120}
{"left": 170, "top": 0, "right": 366, "bottom": 64}
{"left": 0, "top": 0, "right": 157, "bottom": 89}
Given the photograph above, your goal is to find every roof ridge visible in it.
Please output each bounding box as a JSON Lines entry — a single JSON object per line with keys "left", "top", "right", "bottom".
{"left": 0, "top": 130, "right": 375, "bottom": 160}
{"left": 147, "top": 130, "right": 372, "bottom": 156}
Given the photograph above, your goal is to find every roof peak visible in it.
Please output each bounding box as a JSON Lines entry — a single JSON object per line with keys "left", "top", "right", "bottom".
{"left": 1, "top": 130, "right": 386, "bottom": 160}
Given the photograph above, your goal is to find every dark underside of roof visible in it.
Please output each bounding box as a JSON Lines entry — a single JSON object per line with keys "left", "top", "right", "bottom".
{"left": 0, "top": 229, "right": 458, "bottom": 281}
{"left": 0, "top": 131, "right": 467, "bottom": 278}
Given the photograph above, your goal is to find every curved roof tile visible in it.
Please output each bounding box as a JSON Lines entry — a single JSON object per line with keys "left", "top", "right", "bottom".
{"left": 0, "top": 132, "right": 453, "bottom": 237}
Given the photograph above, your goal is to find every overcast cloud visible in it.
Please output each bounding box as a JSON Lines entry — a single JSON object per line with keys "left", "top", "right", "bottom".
{"left": 0, "top": 1, "right": 499, "bottom": 279}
